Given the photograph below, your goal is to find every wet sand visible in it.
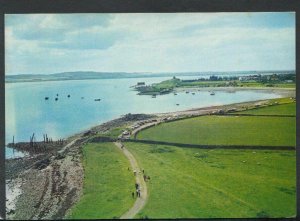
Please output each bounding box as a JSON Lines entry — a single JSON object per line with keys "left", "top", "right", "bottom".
{"left": 175, "top": 86, "right": 295, "bottom": 97}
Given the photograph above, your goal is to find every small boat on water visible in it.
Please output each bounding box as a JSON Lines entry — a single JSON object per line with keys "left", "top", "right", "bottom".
{"left": 192, "top": 92, "right": 195, "bottom": 95}
{"left": 81, "top": 97, "right": 84, "bottom": 99}
{"left": 186, "top": 91, "right": 189, "bottom": 94}
{"left": 174, "top": 93, "right": 177, "bottom": 95}
{"left": 67, "top": 95, "right": 71, "bottom": 98}
{"left": 55, "top": 98, "right": 58, "bottom": 101}
{"left": 45, "top": 97, "right": 49, "bottom": 100}
{"left": 94, "top": 98, "right": 101, "bottom": 101}
{"left": 176, "top": 104, "right": 180, "bottom": 106}
{"left": 210, "top": 91, "right": 215, "bottom": 95}
{"left": 152, "top": 95, "right": 156, "bottom": 98}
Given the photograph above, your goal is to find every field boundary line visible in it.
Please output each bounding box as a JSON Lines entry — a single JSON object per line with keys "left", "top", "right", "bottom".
{"left": 114, "top": 142, "right": 148, "bottom": 219}
{"left": 124, "top": 139, "right": 295, "bottom": 150}
{"left": 221, "top": 113, "right": 296, "bottom": 117}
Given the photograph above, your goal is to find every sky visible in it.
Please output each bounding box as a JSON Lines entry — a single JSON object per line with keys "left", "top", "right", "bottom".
{"left": 5, "top": 12, "right": 295, "bottom": 75}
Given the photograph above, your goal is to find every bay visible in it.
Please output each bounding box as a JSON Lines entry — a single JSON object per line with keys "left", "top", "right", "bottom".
{"left": 5, "top": 76, "right": 283, "bottom": 158}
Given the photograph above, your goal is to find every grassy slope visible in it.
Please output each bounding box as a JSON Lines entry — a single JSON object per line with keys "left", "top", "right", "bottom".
{"left": 235, "top": 103, "right": 296, "bottom": 116}
{"left": 126, "top": 142, "right": 296, "bottom": 218}
{"left": 137, "top": 115, "right": 295, "bottom": 146}
{"left": 67, "top": 143, "right": 135, "bottom": 219}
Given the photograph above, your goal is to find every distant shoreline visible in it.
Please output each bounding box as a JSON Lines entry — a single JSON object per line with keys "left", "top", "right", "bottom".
{"left": 174, "top": 86, "right": 295, "bottom": 96}
{"left": 5, "top": 70, "right": 295, "bottom": 84}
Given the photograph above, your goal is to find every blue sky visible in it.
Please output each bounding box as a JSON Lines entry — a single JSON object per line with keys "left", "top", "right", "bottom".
{"left": 5, "top": 13, "right": 295, "bottom": 75}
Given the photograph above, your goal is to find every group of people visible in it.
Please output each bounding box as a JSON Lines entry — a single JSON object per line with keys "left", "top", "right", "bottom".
{"left": 132, "top": 183, "right": 141, "bottom": 198}
{"left": 131, "top": 169, "right": 152, "bottom": 198}
{"left": 142, "top": 169, "right": 150, "bottom": 182}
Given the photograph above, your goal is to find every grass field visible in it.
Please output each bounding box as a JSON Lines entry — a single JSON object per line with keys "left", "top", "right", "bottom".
{"left": 234, "top": 103, "right": 296, "bottom": 116}
{"left": 68, "top": 97, "right": 296, "bottom": 219}
{"left": 125, "top": 142, "right": 296, "bottom": 218}
{"left": 137, "top": 115, "right": 295, "bottom": 147}
{"left": 67, "top": 143, "right": 135, "bottom": 219}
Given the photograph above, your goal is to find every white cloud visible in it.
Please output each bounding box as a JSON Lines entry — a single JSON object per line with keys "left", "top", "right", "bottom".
{"left": 5, "top": 13, "right": 295, "bottom": 75}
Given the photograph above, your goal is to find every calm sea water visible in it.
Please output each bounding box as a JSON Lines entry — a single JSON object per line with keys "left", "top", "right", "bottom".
{"left": 5, "top": 76, "right": 283, "bottom": 158}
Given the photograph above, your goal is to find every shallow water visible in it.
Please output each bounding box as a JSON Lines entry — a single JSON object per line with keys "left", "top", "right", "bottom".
{"left": 5, "top": 76, "right": 283, "bottom": 158}
{"left": 5, "top": 146, "right": 27, "bottom": 159}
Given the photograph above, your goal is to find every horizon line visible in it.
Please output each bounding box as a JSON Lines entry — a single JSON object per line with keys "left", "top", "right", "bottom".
{"left": 5, "top": 69, "right": 296, "bottom": 76}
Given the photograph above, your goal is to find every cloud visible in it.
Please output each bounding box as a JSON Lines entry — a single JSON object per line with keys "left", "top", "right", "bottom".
{"left": 5, "top": 13, "right": 295, "bottom": 75}
{"left": 6, "top": 14, "right": 114, "bottom": 48}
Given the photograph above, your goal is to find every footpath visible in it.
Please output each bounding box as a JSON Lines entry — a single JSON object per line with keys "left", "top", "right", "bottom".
{"left": 114, "top": 142, "right": 148, "bottom": 219}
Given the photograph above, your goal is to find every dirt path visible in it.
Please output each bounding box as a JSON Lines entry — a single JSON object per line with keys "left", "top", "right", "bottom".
{"left": 114, "top": 142, "right": 148, "bottom": 219}
{"left": 57, "top": 138, "right": 79, "bottom": 155}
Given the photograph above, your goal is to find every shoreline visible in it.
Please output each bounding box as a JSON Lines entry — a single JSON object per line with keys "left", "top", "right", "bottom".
{"left": 5, "top": 95, "right": 296, "bottom": 219}
{"left": 174, "top": 86, "right": 295, "bottom": 95}
{"left": 137, "top": 85, "right": 295, "bottom": 96}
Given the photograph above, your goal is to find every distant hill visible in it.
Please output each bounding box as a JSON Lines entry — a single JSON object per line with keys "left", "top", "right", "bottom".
{"left": 5, "top": 70, "right": 295, "bottom": 83}
{"left": 5, "top": 71, "right": 185, "bottom": 83}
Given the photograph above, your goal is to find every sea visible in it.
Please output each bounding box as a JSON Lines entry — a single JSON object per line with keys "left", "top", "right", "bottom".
{"left": 5, "top": 75, "right": 284, "bottom": 159}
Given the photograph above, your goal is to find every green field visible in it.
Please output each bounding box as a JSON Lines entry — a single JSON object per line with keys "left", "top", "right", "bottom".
{"left": 125, "top": 142, "right": 296, "bottom": 218}
{"left": 137, "top": 115, "right": 296, "bottom": 146}
{"left": 69, "top": 97, "right": 296, "bottom": 219}
{"left": 234, "top": 103, "right": 296, "bottom": 116}
{"left": 67, "top": 143, "right": 135, "bottom": 219}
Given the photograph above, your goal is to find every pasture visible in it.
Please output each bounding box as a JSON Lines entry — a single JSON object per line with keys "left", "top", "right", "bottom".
{"left": 137, "top": 115, "right": 295, "bottom": 147}
{"left": 67, "top": 143, "right": 135, "bottom": 219}
{"left": 68, "top": 98, "right": 296, "bottom": 219}
{"left": 125, "top": 142, "right": 296, "bottom": 218}
{"left": 234, "top": 102, "right": 295, "bottom": 116}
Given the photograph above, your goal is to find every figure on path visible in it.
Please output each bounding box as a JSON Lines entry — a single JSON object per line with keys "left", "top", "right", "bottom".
{"left": 137, "top": 189, "right": 141, "bottom": 198}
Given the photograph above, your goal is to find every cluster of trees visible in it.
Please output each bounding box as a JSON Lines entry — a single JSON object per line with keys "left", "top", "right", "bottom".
{"left": 258, "top": 73, "right": 295, "bottom": 83}
{"left": 181, "top": 73, "right": 295, "bottom": 83}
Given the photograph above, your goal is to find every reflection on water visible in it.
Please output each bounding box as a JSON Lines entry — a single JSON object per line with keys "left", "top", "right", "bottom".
{"left": 5, "top": 76, "right": 283, "bottom": 158}
{"left": 5, "top": 146, "right": 27, "bottom": 159}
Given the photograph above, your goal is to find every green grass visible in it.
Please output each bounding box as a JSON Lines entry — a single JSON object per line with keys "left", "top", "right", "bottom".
{"left": 67, "top": 143, "right": 135, "bottom": 219}
{"left": 153, "top": 78, "right": 180, "bottom": 89}
{"left": 125, "top": 142, "right": 296, "bottom": 218}
{"left": 137, "top": 77, "right": 295, "bottom": 95}
{"left": 235, "top": 103, "right": 296, "bottom": 116}
{"left": 137, "top": 115, "right": 295, "bottom": 146}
